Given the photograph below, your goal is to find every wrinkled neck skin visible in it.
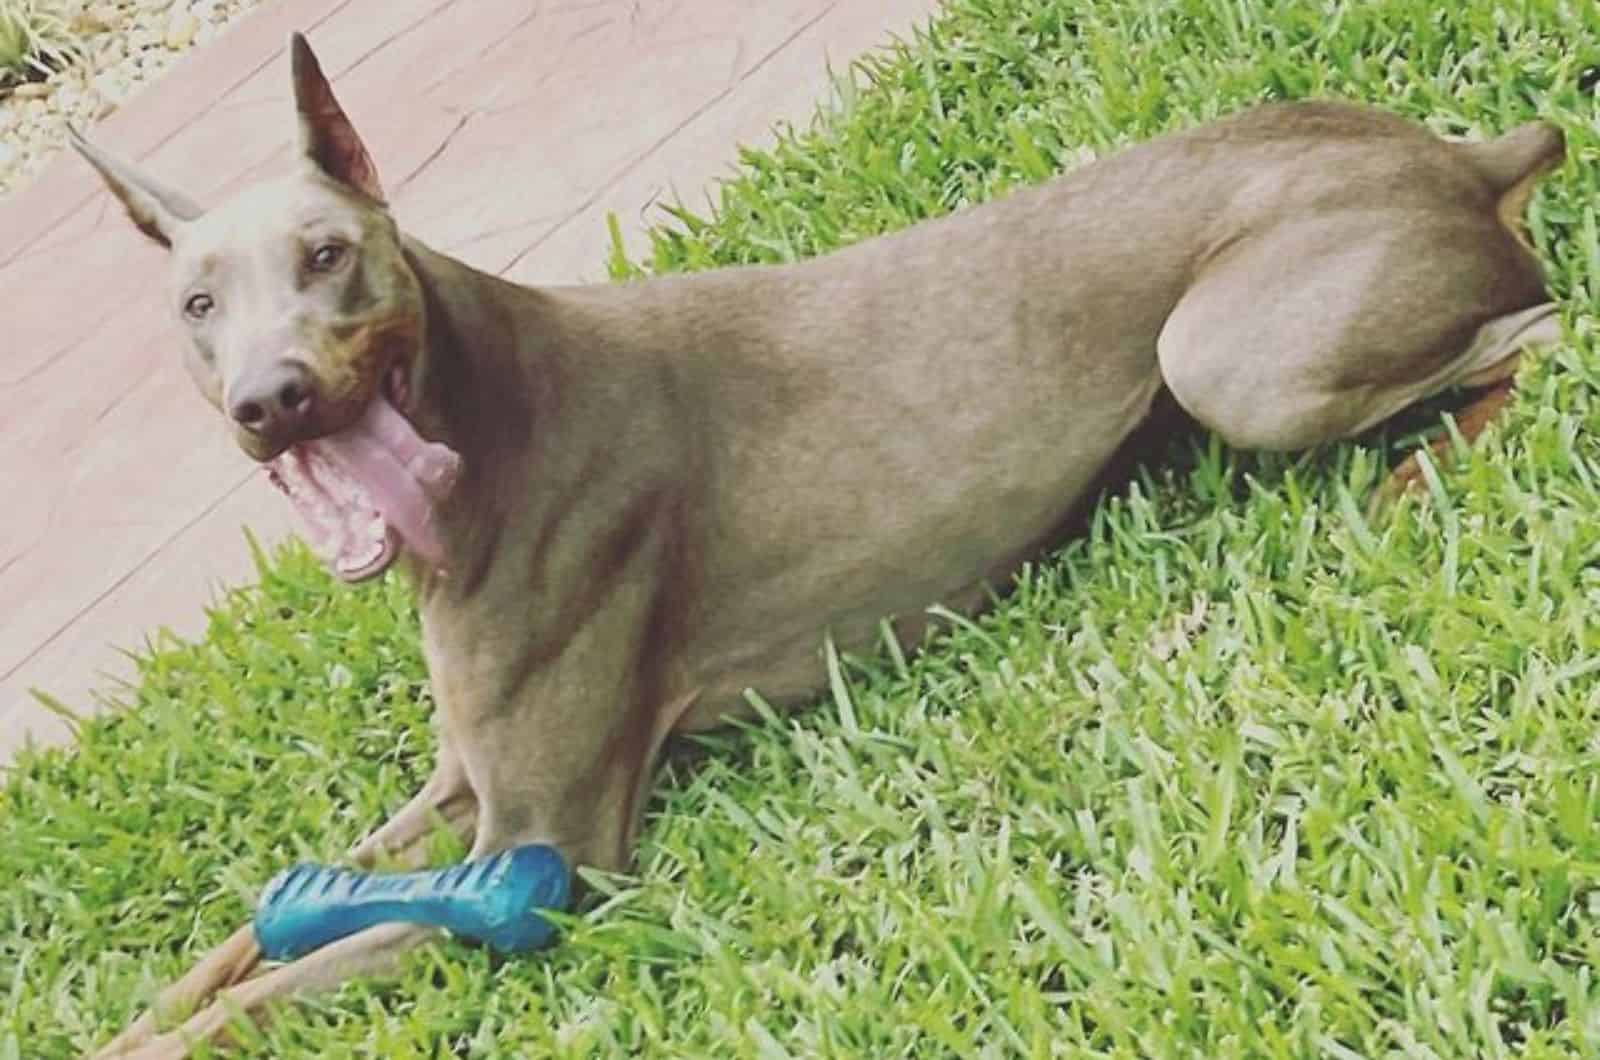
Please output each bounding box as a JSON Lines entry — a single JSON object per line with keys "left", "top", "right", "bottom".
{"left": 396, "top": 240, "right": 564, "bottom": 609}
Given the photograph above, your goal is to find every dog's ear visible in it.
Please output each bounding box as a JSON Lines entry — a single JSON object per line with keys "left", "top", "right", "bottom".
{"left": 68, "top": 126, "right": 202, "bottom": 249}
{"left": 289, "top": 32, "right": 385, "bottom": 203}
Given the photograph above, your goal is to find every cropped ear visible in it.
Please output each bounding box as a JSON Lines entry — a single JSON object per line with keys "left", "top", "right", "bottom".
{"left": 289, "top": 31, "right": 385, "bottom": 203}
{"left": 68, "top": 125, "right": 202, "bottom": 249}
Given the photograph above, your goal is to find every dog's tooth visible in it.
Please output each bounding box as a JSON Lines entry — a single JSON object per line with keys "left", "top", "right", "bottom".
{"left": 341, "top": 537, "right": 385, "bottom": 573}
{"left": 387, "top": 364, "right": 405, "bottom": 404}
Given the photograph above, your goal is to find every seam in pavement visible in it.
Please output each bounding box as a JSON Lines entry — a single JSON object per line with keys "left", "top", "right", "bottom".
{"left": 0, "top": 468, "right": 260, "bottom": 689}
{"left": 499, "top": 0, "right": 841, "bottom": 277}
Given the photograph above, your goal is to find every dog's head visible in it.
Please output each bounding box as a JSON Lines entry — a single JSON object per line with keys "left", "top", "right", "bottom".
{"left": 72, "top": 33, "right": 457, "bottom": 582}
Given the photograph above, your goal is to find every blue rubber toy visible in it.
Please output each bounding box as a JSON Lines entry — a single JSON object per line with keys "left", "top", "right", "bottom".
{"left": 253, "top": 843, "right": 571, "bottom": 961}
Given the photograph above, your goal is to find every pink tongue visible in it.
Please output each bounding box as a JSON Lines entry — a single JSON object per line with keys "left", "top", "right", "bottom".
{"left": 310, "top": 397, "right": 461, "bottom": 565}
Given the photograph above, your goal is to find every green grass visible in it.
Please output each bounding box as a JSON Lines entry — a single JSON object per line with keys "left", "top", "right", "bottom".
{"left": 0, "top": 0, "right": 77, "bottom": 86}
{"left": 7, "top": 0, "right": 1600, "bottom": 1055}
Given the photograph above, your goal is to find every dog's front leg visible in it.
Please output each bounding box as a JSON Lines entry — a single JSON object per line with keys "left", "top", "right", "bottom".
{"left": 455, "top": 679, "right": 698, "bottom": 877}
{"left": 347, "top": 743, "right": 478, "bottom": 866}
{"left": 93, "top": 749, "right": 476, "bottom": 1059}
{"left": 98, "top": 684, "right": 683, "bottom": 1058}
{"left": 101, "top": 924, "right": 435, "bottom": 1060}
{"left": 426, "top": 498, "right": 702, "bottom": 876}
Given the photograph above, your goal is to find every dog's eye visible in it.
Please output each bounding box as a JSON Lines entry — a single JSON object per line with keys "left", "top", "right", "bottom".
{"left": 184, "top": 293, "right": 214, "bottom": 320}
{"left": 309, "top": 243, "right": 346, "bottom": 271}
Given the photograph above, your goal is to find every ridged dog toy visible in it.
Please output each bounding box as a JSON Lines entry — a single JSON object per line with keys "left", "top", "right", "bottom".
{"left": 254, "top": 844, "right": 571, "bottom": 960}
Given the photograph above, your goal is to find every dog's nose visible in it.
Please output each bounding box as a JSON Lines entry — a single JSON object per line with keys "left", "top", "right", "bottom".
{"left": 228, "top": 361, "right": 318, "bottom": 439}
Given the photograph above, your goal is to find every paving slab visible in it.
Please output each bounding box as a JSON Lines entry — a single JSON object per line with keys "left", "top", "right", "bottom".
{"left": 0, "top": 0, "right": 941, "bottom": 764}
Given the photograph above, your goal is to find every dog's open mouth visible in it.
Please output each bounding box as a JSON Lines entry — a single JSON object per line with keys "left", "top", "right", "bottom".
{"left": 266, "top": 370, "right": 461, "bottom": 582}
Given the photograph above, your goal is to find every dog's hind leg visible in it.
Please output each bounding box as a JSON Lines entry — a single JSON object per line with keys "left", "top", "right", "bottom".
{"left": 1156, "top": 207, "right": 1557, "bottom": 477}
{"left": 94, "top": 751, "right": 477, "bottom": 1059}
{"left": 1158, "top": 120, "right": 1562, "bottom": 492}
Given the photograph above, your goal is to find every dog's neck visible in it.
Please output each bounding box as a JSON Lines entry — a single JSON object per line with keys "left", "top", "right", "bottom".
{"left": 400, "top": 239, "right": 574, "bottom": 600}
{"left": 404, "top": 241, "right": 548, "bottom": 462}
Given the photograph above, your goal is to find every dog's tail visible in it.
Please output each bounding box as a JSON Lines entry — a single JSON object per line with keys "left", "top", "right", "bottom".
{"left": 1456, "top": 120, "right": 1566, "bottom": 242}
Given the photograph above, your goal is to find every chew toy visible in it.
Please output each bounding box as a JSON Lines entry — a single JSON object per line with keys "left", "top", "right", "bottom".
{"left": 254, "top": 844, "right": 571, "bottom": 961}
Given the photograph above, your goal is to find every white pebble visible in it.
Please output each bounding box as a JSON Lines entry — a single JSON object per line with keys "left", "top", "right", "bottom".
{"left": 0, "top": 0, "right": 270, "bottom": 198}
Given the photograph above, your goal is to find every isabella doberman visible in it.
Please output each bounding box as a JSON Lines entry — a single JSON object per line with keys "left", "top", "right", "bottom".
{"left": 75, "top": 33, "right": 1563, "bottom": 1057}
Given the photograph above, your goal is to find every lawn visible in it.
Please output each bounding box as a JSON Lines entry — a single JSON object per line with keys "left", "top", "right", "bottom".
{"left": 0, "top": 0, "right": 76, "bottom": 86}
{"left": 7, "top": 0, "right": 1600, "bottom": 1055}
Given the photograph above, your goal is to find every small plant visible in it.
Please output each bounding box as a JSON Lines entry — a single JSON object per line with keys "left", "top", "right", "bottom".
{"left": 0, "top": 0, "right": 80, "bottom": 87}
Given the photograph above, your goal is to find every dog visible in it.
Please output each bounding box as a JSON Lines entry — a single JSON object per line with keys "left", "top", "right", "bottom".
{"left": 73, "top": 31, "right": 1564, "bottom": 1057}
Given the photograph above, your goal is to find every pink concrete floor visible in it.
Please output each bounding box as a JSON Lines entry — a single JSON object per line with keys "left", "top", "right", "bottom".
{"left": 0, "top": 0, "right": 942, "bottom": 764}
